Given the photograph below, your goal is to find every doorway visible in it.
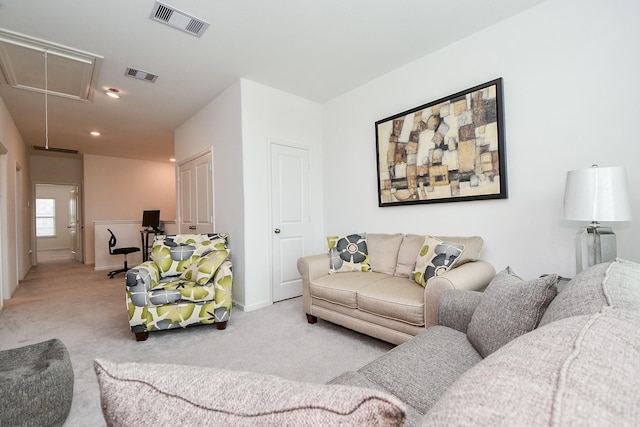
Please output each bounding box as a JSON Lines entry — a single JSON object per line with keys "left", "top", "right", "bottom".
{"left": 270, "top": 143, "right": 311, "bottom": 302}
{"left": 34, "top": 183, "right": 83, "bottom": 265}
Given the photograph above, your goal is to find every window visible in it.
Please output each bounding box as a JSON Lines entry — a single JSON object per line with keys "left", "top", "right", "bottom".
{"left": 36, "top": 198, "right": 56, "bottom": 237}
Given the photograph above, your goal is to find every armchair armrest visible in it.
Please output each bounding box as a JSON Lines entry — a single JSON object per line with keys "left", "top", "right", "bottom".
{"left": 297, "top": 254, "right": 329, "bottom": 314}
{"left": 423, "top": 260, "right": 495, "bottom": 327}
{"left": 125, "top": 261, "right": 160, "bottom": 307}
{"left": 437, "top": 289, "right": 484, "bottom": 333}
{"left": 212, "top": 259, "right": 233, "bottom": 323}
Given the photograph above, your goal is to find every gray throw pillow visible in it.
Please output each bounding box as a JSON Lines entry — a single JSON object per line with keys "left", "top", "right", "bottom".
{"left": 94, "top": 359, "right": 406, "bottom": 427}
{"left": 466, "top": 268, "right": 558, "bottom": 357}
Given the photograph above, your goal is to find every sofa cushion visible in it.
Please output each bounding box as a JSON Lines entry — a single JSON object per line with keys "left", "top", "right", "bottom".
{"left": 329, "top": 371, "right": 424, "bottom": 427}
{"left": 540, "top": 258, "right": 640, "bottom": 327}
{"left": 148, "top": 279, "right": 215, "bottom": 305}
{"left": 421, "top": 309, "right": 640, "bottom": 426}
{"left": 394, "top": 234, "right": 425, "bottom": 277}
{"left": 310, "top": 272, "right": 390, "bottom": 308}
{"left": 180, "top": 249, "right": 229, "bottom": 285}
{"left": 412, "top": 236, "right": 464, "bottom": 286}
{"left": 367, "top": 233, "right": 403, "bottom": 275}
{"left": 328, "top": 233, "right": 372, "bottom": 274}
{"left": 466, "top": 268, "right": 558, "bottom": 357}
{"left": 357, "top": 277, "right": 425, "bottom": 326}
{"left": 357, "top": 326, "right": 482, "bottom": 415}
{"left": 94, "top": 359, "right": 406, "bottom": 427}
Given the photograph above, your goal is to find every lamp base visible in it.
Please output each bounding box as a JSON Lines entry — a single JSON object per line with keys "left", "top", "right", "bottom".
{"left": 576, "top": 224, "right": 616, "bottom": 273}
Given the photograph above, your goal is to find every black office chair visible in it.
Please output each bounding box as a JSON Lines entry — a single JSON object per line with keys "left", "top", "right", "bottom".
{"left": 107, "top": 229, "right": 141, "bottom": 279}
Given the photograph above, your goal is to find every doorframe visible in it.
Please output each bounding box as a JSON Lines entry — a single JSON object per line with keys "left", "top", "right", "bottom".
{"left": 31, "top": 181, "right": 84, "bottom": 265}
{"left": 267, "top": 139, "right": 312, "bottom": 302}
{"left": 0, "top": 143, "right": 7, "bottom": 306}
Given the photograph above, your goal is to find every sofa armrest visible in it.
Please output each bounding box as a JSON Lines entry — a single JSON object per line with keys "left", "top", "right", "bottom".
{"left": 423, "top": 260, "right": 495, "bottom": 327}
{"left": 297, "top": 254, "right": 329, "bottom": 314}
{"left": 437, "top": 289, "right": 484, "bottom": 333}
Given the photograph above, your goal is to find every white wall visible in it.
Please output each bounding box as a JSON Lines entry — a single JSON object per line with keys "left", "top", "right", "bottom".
{"left": 240, "top": 79, "right": 323, "bottom": 310}
{"left": 175, "top": 79, "right": 323, "bottom": 311}
{"left": 0, "top": 96, "right": 31, "bottom": 305}
{"left": 83, "top": 154, "right": 176, "bottom": 265}
{"left": 321, "top": 0, "right": 640, "bottom": 279}
{"left": 175, "top": 81, "right": 246, "bottom": 305}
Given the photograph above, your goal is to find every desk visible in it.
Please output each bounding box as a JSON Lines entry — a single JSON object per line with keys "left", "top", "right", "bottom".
{"left": 140, "top": 229, "right": 164, "bottom": 261}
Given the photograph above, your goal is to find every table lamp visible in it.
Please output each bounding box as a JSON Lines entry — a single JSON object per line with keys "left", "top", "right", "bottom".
{"left": 563, "top": 165, "right": 632, "bottom": 273}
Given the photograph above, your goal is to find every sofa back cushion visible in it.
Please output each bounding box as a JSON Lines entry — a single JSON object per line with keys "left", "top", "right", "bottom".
{"left": 394, "top": 234, "right": 425, "bottom": 277}
{"left": 539, "top": 258, "right": 640, "bottom": 327}
{"left": 151, "top": 234, "right": 229, "bottom": 278}
{"left": 436, "top": 236, "right": 483, "bottom": 265}
{"left": 394, "top": 235, "right": 483, "bottom": 278}
{"left": 421, "top": 309, "right": 640, "bottom": 426}
{"left": 367, "top": 233, "right": 404, "bottom": 275}
{"left": 466, "top": 268, "right": 557, "bottom": 357}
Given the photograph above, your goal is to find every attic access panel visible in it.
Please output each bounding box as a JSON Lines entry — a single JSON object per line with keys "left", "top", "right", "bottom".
{"left": 0, "top": 29, "right": 103, "bottom": 101}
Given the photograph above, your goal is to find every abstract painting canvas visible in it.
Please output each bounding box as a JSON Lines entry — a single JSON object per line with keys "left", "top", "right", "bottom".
{"left": 375, "top": 78, "right": 507, "bottom": 207}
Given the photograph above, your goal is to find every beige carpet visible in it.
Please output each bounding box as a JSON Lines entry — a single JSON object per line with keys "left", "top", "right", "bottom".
{"left": 0, "top": 260, "right": 394, "bottom": 426}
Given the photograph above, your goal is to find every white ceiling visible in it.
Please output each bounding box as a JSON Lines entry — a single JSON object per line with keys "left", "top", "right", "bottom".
{"left": 0, "top": 0, "right": 546, "bottom": 163}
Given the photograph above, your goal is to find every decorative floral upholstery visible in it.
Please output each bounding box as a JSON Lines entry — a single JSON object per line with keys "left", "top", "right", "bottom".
{"left": 413, "top": 236, "right": 464, "bottom": 286}
{"left": 328, "top": 233, "right": 371, "bottom": 274}
{"left": 126, "top": 233, "right": 232, "bottom": 340}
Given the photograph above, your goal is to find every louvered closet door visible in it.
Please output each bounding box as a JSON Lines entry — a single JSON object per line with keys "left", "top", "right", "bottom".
{"left": 178, "top": 151, "right": 214, "bottom": 234}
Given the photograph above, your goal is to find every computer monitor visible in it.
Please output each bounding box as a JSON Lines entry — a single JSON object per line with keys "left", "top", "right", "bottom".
{"left": 141, "top": 210, "right": 160, "bottom": 231}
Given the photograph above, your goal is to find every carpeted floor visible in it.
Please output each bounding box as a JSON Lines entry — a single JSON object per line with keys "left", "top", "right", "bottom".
{"left": 0, "top": 260, "right": 394, "bottom": 426}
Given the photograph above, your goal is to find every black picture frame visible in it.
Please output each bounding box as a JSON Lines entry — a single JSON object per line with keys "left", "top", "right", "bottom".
{"left": 375, "top": 78, "right": 507, "bottom": 207}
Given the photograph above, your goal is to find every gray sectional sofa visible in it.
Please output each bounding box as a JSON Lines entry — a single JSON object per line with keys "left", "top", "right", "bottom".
{"left": 298, "top": 233, "right": 496, "bottom": 345}
{"left": 94, "top": 258, "right": 640, "bottom": 426}
{"left": 330, "top": 258, "right": 640, "bottom": 425}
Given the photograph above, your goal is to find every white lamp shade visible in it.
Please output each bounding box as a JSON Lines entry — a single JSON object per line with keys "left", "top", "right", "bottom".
{"left": 563, "top": 166, "right": 632, "bottom": 222}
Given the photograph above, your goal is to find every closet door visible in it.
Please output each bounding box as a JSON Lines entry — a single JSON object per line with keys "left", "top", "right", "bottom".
{"left": 178, "top": 151, "right": 214, "bottom": 234}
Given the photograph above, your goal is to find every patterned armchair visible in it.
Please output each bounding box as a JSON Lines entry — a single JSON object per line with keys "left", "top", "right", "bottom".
{"left": 125, "top": 233, "right": 233, "bottom": 341}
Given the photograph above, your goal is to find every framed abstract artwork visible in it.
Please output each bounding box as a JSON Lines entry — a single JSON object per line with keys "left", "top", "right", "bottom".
{"left": 375, "top": 78, "right": 507, "bottom": 207}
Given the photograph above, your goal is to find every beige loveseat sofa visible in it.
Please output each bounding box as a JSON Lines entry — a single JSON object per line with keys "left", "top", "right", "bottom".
{"left": 297, "top": 233, "right": 495, "bottom": 345}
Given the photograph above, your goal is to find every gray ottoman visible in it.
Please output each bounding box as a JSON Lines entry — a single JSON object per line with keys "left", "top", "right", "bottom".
{"left": 0, "top": 339, "right": 74, "bottom": 427}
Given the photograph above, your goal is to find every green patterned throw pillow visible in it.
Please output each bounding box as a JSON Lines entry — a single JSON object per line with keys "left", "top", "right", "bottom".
{"left": 180, "top": 250, "right": 230, "bottom": 285}
{"left": 151, "top": 241, "right": 196, "bottom": 277}
{"left": 413, "top": 236, "right": 464, "bottom": 286}
{"left": 328, "top": 233, "right": 371, "bottom": 274}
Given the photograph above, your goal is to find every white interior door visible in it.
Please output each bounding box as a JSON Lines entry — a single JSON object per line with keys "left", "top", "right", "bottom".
{"left": 178, "top": 151, "right": 214, "bottom": 234}
{"left": 270, "top": 143, "right": 311, "bottom": 302}
{"left": 69, "top": 186, "right": 82, "bottom": 262}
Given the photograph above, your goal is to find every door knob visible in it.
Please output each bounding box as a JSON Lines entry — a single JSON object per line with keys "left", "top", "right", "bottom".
{"left": 188, "top": 226, "right": 197, "bottom": 230}
{"left": 274, "top": 228, "right": 281, "bottom": 234}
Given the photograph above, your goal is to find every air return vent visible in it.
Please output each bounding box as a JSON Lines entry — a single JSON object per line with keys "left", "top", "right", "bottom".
{"left": 124, "top": 67, "right": 158, "bottom": 83}
{"left": 150, "top": 2, "right": 209, "bottom": 38}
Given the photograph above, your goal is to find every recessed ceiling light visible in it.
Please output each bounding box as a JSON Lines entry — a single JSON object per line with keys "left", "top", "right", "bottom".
{"left": 90, "top": 131, "right": 100, "bottom": 136}
{"left": 106, "top": 88, "right": 120, "bottom": 98}
{"left": 169, "top": 158, "right": 176, "bottom": 162}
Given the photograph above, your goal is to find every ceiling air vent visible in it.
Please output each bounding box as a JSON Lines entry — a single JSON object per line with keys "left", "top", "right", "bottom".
{"left": 124, "top": 67, "right": 158, "bottom": 83}
{"left": 150, "top": 1, "right": 209, "bottom": 38}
